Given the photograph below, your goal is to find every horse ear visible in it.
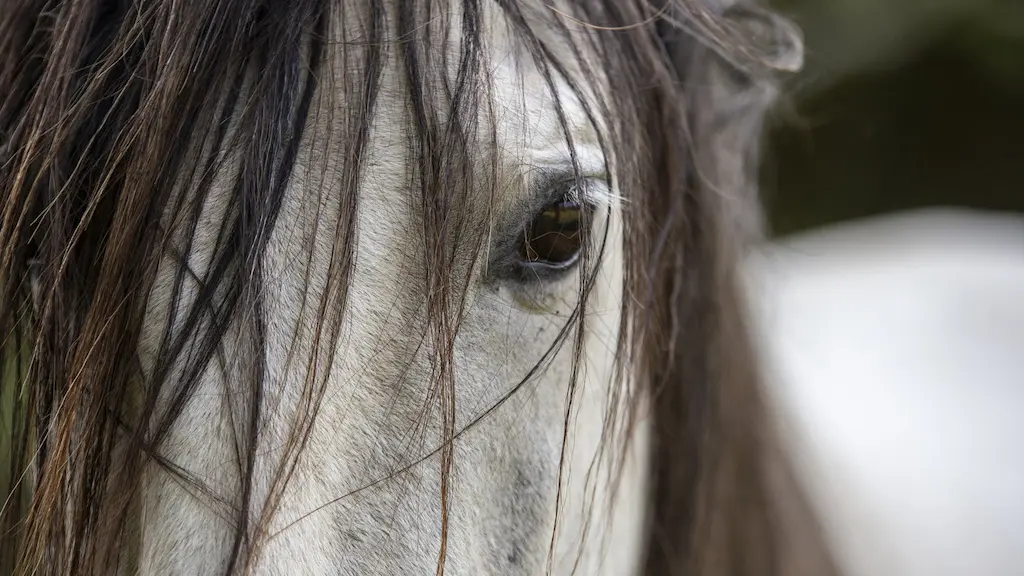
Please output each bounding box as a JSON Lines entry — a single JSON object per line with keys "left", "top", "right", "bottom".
{"left": 716, "top": 2, "right": 804, "bottom": 76}
{"left": 656, "top": 0, "right": 803, "bottom": 76}
{"left": 658, "top": 0, "right": 804, "bottom": 240}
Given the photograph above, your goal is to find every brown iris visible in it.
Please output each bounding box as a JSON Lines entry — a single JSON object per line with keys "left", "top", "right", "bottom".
{"left": 519, "top": 199, "right": 584, "bottom": 268}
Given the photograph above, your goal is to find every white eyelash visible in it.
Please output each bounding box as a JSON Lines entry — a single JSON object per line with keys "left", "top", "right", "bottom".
{"left": 531, "top": 144, "right": 624, "bottom": 209}
{"left": 572, "top": 178, "right": 625, "bottom": 209}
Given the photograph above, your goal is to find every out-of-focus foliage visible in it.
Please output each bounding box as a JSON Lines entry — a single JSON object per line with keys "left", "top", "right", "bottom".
{"left": 763, "top": 0, "right": 1024, "bottom": 235}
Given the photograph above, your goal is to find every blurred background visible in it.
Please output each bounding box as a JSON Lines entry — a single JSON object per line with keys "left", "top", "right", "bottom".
{"left": 762, "top": 0, "right": 1023, "bottom": 234}
{"left": 748, "top": 3, "right": 1024, "bottom": 575}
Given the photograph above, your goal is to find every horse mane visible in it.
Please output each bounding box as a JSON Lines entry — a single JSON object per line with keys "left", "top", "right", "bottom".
{"left": 0, "top": 0, "right": 830, "bottom": 574}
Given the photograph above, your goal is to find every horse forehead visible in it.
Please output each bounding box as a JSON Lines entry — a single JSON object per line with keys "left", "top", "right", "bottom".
{"left": 483, "top": 8, "right": 602, "bottom": 149}
{"left": 490, "top": 59, "right": 598, "bottom": 151}
{"left": 327, "top": 0, "right": 605, "bottom": 214}
{"left": 353, "top": 0, "right": 600, "bottom": 146}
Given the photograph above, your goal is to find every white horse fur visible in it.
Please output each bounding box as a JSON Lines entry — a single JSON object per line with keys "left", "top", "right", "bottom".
{"left": 137, "top": 3, "right": 644, "bottom": 574}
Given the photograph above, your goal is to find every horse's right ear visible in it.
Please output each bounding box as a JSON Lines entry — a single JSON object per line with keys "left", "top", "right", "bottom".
{"left": 655, "top": 0, "right": 804, "bottom": 240}
{"left": 715, "top": 2, "right": 804, "bottom": 77}
{"left": 655, "top": 0, "right": 803, "bottom": 81}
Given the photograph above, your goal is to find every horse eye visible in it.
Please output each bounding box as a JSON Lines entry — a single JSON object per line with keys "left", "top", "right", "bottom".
{"left": 518, "top": 198, "right": 585, "bottom": 270}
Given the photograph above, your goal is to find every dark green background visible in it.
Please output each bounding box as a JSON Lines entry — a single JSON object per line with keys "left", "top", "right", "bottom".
{"left": 763, "top": 0, "right": 1024, "bottom": 236}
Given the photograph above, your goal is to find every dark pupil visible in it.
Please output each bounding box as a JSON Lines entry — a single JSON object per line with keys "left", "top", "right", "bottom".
{"left": 520, "top": 200, "right": 583, "bottom": 265}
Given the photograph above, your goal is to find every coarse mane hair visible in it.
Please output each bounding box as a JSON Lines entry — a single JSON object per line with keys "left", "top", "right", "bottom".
{"left": 0, "top": 0, "right": 829, "bottom": 574}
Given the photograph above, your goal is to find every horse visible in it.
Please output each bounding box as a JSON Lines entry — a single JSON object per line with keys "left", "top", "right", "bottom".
{"left": 0, "top": 0, "right": 826, "bottom": 574}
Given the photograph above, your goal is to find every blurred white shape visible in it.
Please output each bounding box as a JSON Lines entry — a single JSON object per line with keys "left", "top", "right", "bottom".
{"left": 744, "top": 209, "right": 1024, "bottom": 576}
